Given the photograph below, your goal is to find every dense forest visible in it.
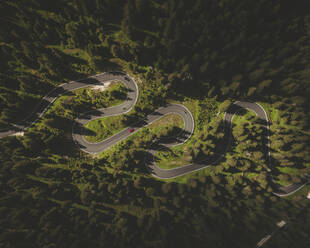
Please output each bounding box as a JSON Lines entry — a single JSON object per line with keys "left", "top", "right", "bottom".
{"left": 0, "top": 0, "right": 309, "bottom": 247}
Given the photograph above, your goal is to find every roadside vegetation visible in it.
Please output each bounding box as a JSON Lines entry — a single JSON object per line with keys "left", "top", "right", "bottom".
{"left": 84, "top": 115, "right": 126, "bottom": 143}
{"left": 0, "top": 0, "right": 309, "bottom": 248}
{"left": 156, "top": 145, "right": 193, "bottom": 169}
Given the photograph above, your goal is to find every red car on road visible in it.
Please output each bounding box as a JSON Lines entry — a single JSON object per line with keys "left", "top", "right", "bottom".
{"left": 129, "top": 128, "right": 135, "bottom": 133}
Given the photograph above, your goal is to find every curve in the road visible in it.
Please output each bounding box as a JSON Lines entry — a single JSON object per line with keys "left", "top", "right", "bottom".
{"left": 0, "top": 72, "right": 308, "bottom": 197}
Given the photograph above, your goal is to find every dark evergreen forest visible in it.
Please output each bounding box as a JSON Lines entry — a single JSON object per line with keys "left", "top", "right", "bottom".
{"left": 0, "top": 0, "right": 309, "bottom": 247}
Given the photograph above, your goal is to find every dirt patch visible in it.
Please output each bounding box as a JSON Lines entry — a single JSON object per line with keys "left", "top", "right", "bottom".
{"left": 90, "top": 81, "right": 112, "bottom": 92}
{"left": 12, "top": 132, "right": 24, "bottom": 137}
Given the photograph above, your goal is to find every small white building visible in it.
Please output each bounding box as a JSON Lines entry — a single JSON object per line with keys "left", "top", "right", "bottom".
{"left": 276, "top": 220, "right": 286, "bottom": 228}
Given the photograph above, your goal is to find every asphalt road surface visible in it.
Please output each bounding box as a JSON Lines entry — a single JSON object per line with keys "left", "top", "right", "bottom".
{"left": 0, "top": 72, "right": 308, "bottom": 196}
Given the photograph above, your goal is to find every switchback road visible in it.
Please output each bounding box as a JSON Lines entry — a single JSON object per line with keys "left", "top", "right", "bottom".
{"left": 0, "top": 72, "right": 308, "bottom": 196}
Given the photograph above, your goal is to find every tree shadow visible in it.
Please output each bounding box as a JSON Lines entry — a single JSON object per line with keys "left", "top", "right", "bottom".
{"left": 76, "top": 77, "right": 102, "bottom": 85}
{"left": 79, "top": 109, "right": 106, "bottom": 120}
{"left": 143, "top": 128, "right": 196, "bottom": 168}
{"left": 125, "top": 87, "right": 134, "bottom": 93}
{"left": 109, "top": 71, "right": 126, "bottom": 76}
{"left": 130, "top": 150, "right": 152, "bottom": 174}
{"left": 71, "top": 119, "right": 96, "bottom": 136}
{"left": 121, "top": 114, "right": 144, "bottom": 127}
{"left": 225, "top": 104, "right": 247, "bottom": 117}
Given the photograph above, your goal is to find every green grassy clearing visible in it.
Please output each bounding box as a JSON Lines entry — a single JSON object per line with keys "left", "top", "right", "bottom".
{"left": 147, "top": 112, "right": 184, "bottom": 133}
{"left": 156, "top": 145, "right": 193, "bottom": 169}
{"left": 84, "top": 114, "right": 126, "bottom": 143}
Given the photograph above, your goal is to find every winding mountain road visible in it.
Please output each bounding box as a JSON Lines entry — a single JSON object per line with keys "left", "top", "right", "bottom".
{"left": 0, "top": 72, "right": 308, "bottom": 196}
